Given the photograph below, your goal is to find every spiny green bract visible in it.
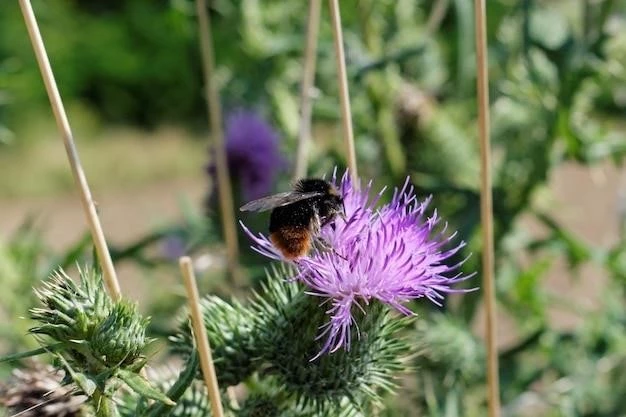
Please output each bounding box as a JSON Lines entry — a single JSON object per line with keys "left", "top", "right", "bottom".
{"left": 91, "top": 301, "right": 150, "bottom": 366}
{"left": 236, "top": 388, "right": 364, "bottom": 417}
{"left": 169, "top": 295, "right": 257, "bottom": 387}
{"left": 250, "top": 273, "right": 415, "bottom": 412}
{"left": 29, "top": 267, "right": 151, "bottom": 372}
{"left": 237, "top": 395, "right": 283, "bottom": 417}
{"left": 30, "top": 267, "right": 113, "bottom": 345}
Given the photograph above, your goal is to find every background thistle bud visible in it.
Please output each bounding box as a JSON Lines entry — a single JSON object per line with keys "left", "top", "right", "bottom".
{"left": 414, "top": 314, "right": 485, "bottom": 381}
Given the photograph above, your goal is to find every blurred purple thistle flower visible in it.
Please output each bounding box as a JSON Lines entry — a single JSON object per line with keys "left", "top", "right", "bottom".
{"left": 207, "top": 109, "right": 286, "bottom": 201}
{"left": 242, "top": 171, "right": 475, "bottom": 359}
{"left": 160, "top": 234, "right": 186, "bottom": 261}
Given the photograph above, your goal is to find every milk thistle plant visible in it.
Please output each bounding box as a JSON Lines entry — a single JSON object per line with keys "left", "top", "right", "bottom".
{"left": 2, "top": 173, "right": 471, "bottom": 417}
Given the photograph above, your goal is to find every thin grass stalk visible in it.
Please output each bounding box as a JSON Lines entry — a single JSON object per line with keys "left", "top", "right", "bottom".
{"left": 179, "top": 256, "right": 225, "bottom": 417}
{"left": 328, "top": 0, "right": 358, "bottom": 181}
{"left": 293, "top": 0, "right": 322, "bottom": 181}
{"left": 473, "top": 0, "right": 501, "bottom": 415}
{"left": 195, "top": 0, "right": 241, "bottom": 283}
{"left": 18, "top": 0, "right": 122, "bottom": 301}
{"left": 426, "top": 0, "right": 450, "bottom": 34}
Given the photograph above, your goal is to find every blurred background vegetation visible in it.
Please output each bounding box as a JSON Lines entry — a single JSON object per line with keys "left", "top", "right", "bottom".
{"left": 1, "top": 0, "right": 626, "bottom": 415}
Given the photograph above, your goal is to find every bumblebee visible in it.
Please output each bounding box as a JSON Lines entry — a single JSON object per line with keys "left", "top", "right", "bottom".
{"left": 240, "top": 178, "right": 345, "bottom": 260}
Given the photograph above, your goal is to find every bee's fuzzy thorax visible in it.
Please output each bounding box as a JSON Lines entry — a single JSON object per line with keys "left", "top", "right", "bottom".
{"left": 294, "top": 178, "right": 333, "bottom": 194}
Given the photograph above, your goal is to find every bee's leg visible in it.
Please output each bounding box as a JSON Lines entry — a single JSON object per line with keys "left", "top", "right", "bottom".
{"left": 313, "top": 237, "right": 347, "bottom": 260}
{"left": 313, "top": 237, "right": 332, "bottom": 252}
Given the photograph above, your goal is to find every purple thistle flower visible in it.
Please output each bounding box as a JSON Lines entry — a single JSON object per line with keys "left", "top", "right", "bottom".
{"left": 207, "top": 109, "right": 286, "bottom": 201}
{"left": 241, "top": 171, "right": 474, "bottom": 359}
{"left": 160, "top": 234, "right": 186, "bottom": 261}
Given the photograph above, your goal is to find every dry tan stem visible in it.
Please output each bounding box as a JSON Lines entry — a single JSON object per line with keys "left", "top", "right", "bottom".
{"left": 18, "top": 0, "right": 121, "bottom": 301}
{"left": 293, "top": 0, "right": 322, "bottom": 181}
{"left": 328, "top": 0, "right": 358, "bottom": 181}
{"left": 426, "top": 0, "right": 450, "bottom": 34}
{"left": 195, "top": 0, "right": 241, "bottom": 283}
{"left": 179, "top": 256, "right": 225, "bottom": 417}
{"left": 473, "top": 0, "right": 501, "bottom": 415}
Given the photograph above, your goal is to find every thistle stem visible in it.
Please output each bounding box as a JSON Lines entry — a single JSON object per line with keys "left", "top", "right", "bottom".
{"left": 293, "top": 0, "right": 322, "bottom": 181}
{"left": 179, "top": 256, "right": 225, "bottom": 417}
{"left": 328, "top": 0, "right": 358, "bottom": 181}
{"left": 18, "top": 0, "right": 122, "bottom": 301}
{"left": 473, "top": 0, "right": 500, "bottom": 415}
{"left": 93, "top": 389, "right": 120, "bottom": 417}
{"left": 195, "top": 0, "right": 241, "bottom": 284}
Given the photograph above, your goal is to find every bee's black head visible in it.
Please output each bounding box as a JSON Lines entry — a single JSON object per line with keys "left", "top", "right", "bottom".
{"left": 295, "top": 178, "right": 344, "bottom": 227}
{"left": 319, "top": 193, "right": 344, "bottom": 225}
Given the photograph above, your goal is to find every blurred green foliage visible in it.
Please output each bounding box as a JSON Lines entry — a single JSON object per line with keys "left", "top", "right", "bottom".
{"left": 2, "top": 0, "right": 626, "bottom": 416}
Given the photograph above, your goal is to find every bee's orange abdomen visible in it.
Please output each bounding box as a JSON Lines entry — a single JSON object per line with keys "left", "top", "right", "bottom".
{"left": 270, "top": 226, "right": 311, "bottom": 260}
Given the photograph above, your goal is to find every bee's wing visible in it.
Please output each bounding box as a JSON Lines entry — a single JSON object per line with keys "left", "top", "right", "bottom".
{"left": 240, "top": 191, "right": 324, "bottom": 212}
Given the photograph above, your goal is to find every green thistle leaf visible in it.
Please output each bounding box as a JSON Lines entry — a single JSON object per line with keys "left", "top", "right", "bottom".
{"left": 117, "top": 369, "right": 175, "bottom": 406}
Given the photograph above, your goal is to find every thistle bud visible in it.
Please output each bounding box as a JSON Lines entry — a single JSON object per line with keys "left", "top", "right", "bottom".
{"left": 30, "top": 268, "right": 112, "bottom": 346}
{"left": 25, "top": 266, "right": 167, "bottom": 413}
{"left": 91, "top": 301, "right": 150, "bottom": 367}
{"left": 29, "top": 267, "right": 150, "bottom": 373}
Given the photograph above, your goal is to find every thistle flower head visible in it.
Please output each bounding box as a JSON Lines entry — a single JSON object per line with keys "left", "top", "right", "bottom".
{"left": 243, "top": 171, "right": 473, "bottom": 358}
{"left": 207, "top": 108, "right": 286, "bottom": 201}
